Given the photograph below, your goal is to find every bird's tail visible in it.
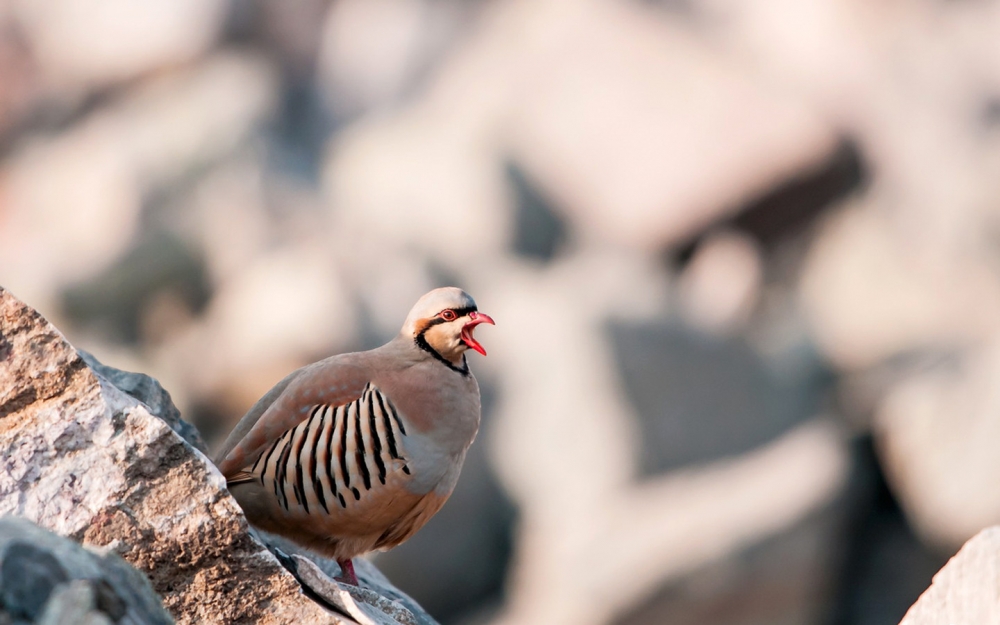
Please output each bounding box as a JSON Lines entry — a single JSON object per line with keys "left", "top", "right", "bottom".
{"left": 226, "top": 471, "right": 257, "bottom": 487}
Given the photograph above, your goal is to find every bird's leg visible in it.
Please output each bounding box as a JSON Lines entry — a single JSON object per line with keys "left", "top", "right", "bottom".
{"left": 335, "top": 558, "right": 359, "bottom": 586}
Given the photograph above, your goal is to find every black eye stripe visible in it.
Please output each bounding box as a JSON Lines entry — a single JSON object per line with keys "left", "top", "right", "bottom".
{"left": 442, "top": 306, "right": 477, "bottom": 318}
{"left": 424, "top": 306, "right": 478, "bottom": 328}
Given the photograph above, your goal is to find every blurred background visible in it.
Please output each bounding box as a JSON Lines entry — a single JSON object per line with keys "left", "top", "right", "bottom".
{"left": 2, "top": 0, "right": 1000, "bottom": 623}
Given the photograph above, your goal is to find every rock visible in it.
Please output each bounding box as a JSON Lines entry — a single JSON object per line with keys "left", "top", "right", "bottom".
{"left": 252, "top": 0, "right": 330, "bottom": 81}
{"left": 874, "top": 339, "right": 1000, "bottom": 549}
{"left": 316, "top": 0, "right": 432, "bottom": 118}
{"left": 616, "top": 511, "right": 845, "bottom": 625}
{"left": 59, "top": 229, "right": 211, "bottom": 347}
{"left": 10, "top": 0, "right": 227, "bottom": 89}
{"left": 0, "top": 284, "right": 335, "bottom": 623}
{"left": 0, "top": 14, "right": 41, "bottom": 139}
{"left": 315, "top": 0, "right": 475, "bottom": 119}
{"left": 798, "top": 200, "right": 1000, "bottom": 551}
{"left": 322, "top": 107, "right": 514, "bottom": 269}
{"left": 0, "top": 517, "right": 173, "bottom": 625}
{"left": 262, "top": 539, "right": 435, "bottom": 625}
{"left": 899, "top": 526, "right": 1000, "bottom": 625}
{"left": 478, "top": 256, "right": 849, "bottom": 625}
{"left": 0, "top": 53, "right": 278, "bottom": 314}
{"left": 0, "top": 285, "right": 439, "bottom": 625}
{"left": 675, "top": 230, "right": 763, "bottom": 334}
{"left": 322, "top": 0, "right": 837, "bottom": 263}
{"left": 799, "top": 201, "right": 1000, "bottom": 370}
{"left": 194, "top": 243, "right": 357, "bottom": 384}
{"left": 608, "top": 318, "right": 823, "bottom": 476}
{"left": 498, "top": 0, "right": 836, "bottom": 250}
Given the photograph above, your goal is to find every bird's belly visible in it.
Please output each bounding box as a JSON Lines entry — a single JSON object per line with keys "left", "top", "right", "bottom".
{"left": 232, "top": 467, "right": 435, "bottom": 559}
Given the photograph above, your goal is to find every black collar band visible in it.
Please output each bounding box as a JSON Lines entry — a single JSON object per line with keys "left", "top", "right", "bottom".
{"left": 415, "top": 333, "right": 469, "bottom": 376}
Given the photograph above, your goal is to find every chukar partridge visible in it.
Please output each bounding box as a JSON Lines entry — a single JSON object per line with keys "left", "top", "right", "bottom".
{"left": 214, "top": 287, "right": 494, "bottom": 585}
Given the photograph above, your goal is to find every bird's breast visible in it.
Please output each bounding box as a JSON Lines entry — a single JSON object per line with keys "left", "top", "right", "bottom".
{"left": 383, "top": 366, "right": 481, "bottom": 448}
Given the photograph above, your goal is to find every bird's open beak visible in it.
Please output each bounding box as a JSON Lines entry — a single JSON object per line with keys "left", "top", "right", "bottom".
{"left": 461, "top": 311, "right": 495, "bottom": 356}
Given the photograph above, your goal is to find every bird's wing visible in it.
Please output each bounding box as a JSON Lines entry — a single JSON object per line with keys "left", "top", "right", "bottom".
{"left": 245, "top": 380, "right": 416, "bottom": 521}
{"left": 215, "top": 358, "right": 371, "bottom": 479}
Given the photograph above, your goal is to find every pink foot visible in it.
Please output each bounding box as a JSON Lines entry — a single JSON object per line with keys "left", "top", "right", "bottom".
{"left": 336, "top": 558, "right": 359, "bottom": 586}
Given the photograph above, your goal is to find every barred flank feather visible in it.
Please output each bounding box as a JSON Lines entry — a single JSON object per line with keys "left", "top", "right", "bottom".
{"left": 255, "top": 384, "right": 408, "bottom": 513}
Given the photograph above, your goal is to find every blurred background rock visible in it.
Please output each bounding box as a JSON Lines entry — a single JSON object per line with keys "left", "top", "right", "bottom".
{"left": 1, "top": 0, "right": 998, "bottom": 623}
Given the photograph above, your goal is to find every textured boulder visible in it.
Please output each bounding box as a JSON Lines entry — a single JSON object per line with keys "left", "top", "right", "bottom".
{"left": 900, "top": 526, "right": 1000, "bottom": 625}
{"left": 0, "top": 285, "right": 437, "bottom": 625}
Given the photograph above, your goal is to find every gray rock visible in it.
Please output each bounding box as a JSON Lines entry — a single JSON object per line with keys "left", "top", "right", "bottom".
{"left": 37, "top": 581, "right": 113, "bottom": 625}
{"left": 1, "top": 542, "right": 69, "bottom": 621}
{"left": 260, "top": 532, "right": 438, "bottom": 625}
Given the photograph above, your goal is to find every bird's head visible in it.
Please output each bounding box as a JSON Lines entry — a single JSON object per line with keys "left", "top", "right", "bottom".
{"left": 402, "top": 287, "right": 495, "bottom": 366}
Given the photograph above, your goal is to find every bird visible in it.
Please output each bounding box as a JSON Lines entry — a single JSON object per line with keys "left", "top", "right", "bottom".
{"left": 213, "top": 287, "right": 494, "bottom": 586}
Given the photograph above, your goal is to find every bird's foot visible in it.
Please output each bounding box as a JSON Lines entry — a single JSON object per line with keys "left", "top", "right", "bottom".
{"left": 335, "top": 558, "right": 359, "bottom": 586}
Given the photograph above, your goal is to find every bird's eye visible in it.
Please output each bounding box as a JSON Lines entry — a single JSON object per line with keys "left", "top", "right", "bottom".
{"left": 440, "top": 309, "right": 457, "bottom": 321}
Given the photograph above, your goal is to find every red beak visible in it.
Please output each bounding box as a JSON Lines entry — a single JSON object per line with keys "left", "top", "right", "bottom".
{"left": 461, "top": 311, "right": 495, "bottom": 356}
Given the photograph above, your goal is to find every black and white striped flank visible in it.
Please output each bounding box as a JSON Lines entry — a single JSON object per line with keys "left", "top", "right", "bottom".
{"left": 252, "top": 383, "right": 410, "bottom": 513}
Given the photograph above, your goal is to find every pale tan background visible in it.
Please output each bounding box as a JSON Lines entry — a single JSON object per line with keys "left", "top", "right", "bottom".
{"left": 2, "top": 1, "right": 1000, "bottom": 624}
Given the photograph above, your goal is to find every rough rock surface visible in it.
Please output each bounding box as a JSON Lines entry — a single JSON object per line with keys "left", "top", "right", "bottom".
{"left": 0, "top": 516, "right": 174, "bottom": 625}
{"left": 0, "top": 285, "right": 438, "bottom": 625}
{"left": 77, "top": 349, "right": 208, "bottom": 455}
{"left": 260, "top": 533, "right": 437, "bottom": 625}
{"left": 899, "top": 526, "right": 1000, "bottom": 625}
